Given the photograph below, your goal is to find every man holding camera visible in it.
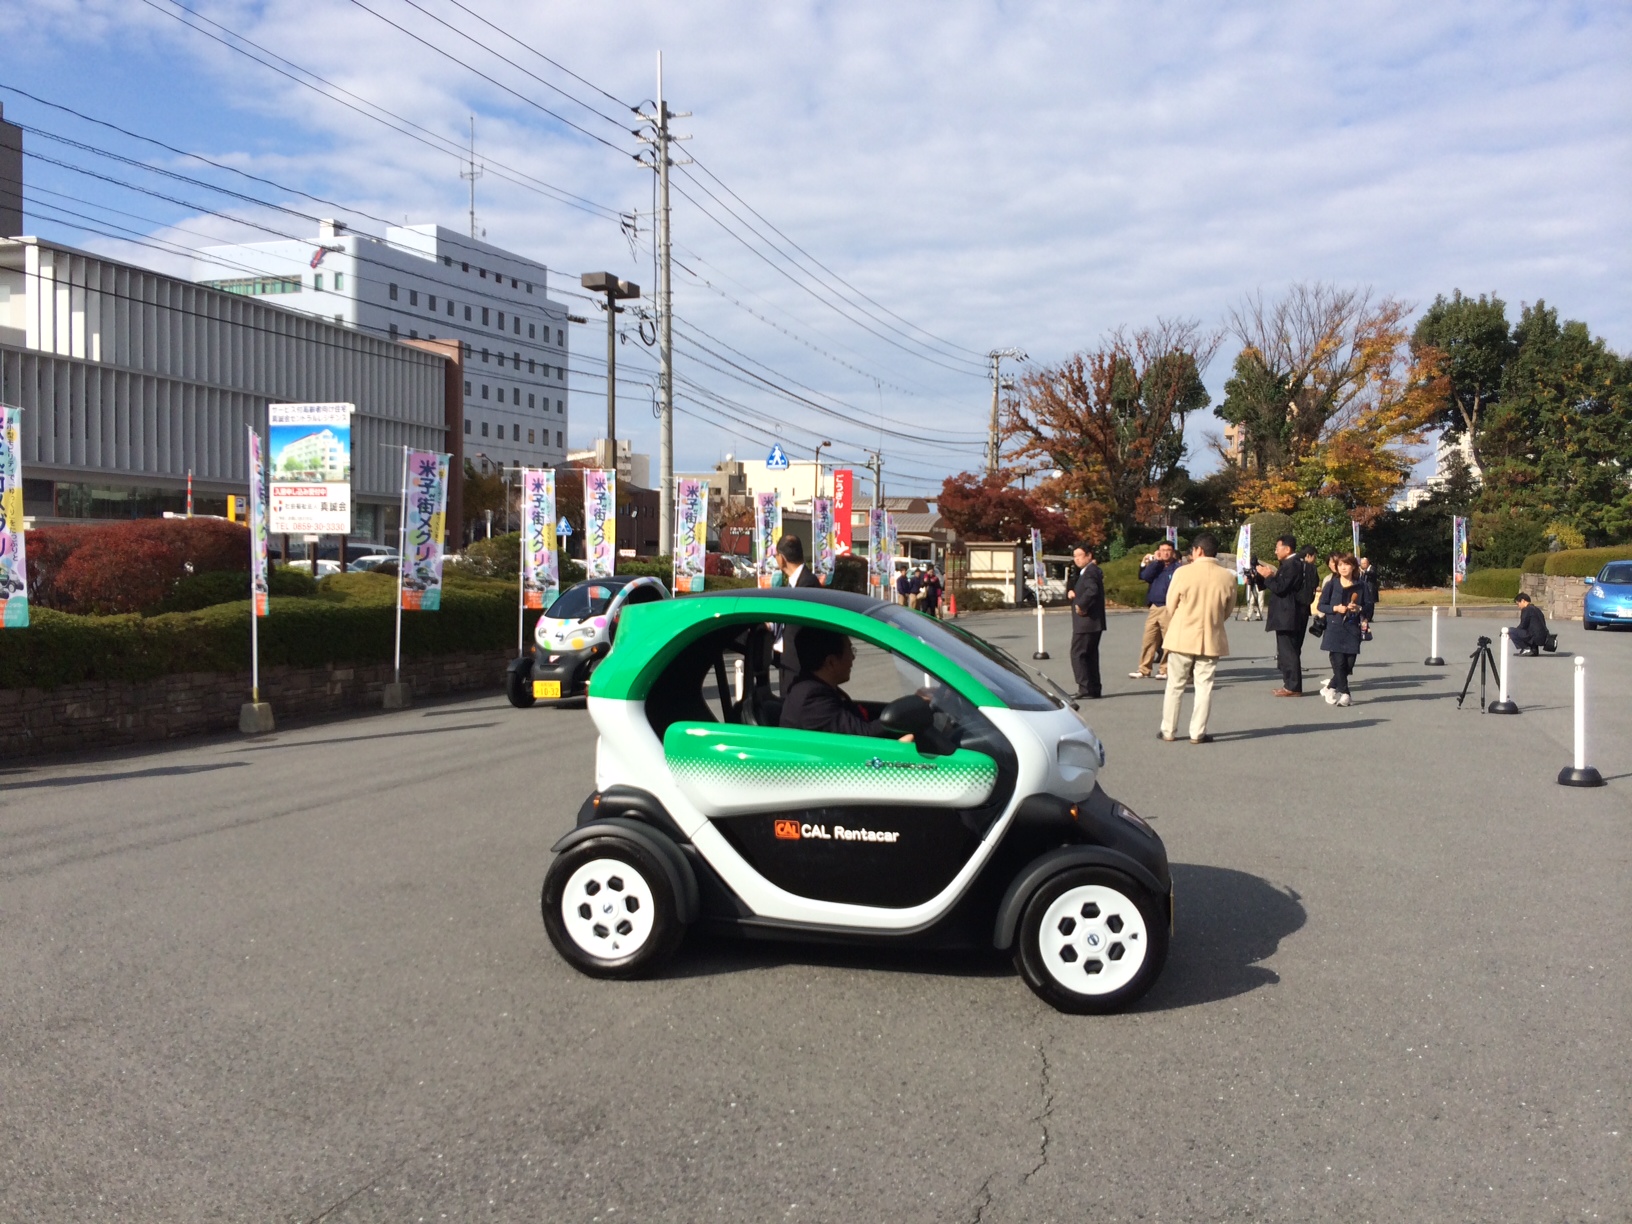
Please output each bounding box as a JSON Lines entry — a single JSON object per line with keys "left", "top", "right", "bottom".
{"left": 1255, "top": 534, "right": 1309, "bottom": 696}
{"left": 1131, "top": 540, "right": 1180, "bottom": 679}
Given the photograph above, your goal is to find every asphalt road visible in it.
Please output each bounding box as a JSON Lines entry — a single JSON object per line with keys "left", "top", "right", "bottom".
{"left": 2, "top": 607, "right": 1628, "bottom": 1222}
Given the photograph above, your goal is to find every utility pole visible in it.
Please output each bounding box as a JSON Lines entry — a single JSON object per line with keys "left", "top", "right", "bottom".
{"left": 863, "top": 449, "right": 884, "bottom": 594}
{"left": 461, "top": 116, "right": 483, "bottom": 240}
{"left": 636, "top": 54, "right": 690, "bottom": 557}
{"left": 986, "top": 347, "right": 1026, "bottom": 474}
{"left": 580, "top": 273, "right": 640, "bottom": 468}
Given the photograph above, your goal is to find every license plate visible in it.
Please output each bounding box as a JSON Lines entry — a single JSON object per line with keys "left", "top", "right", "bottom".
{"left": 533, "top": 679, "right": 561, "bottom": 699}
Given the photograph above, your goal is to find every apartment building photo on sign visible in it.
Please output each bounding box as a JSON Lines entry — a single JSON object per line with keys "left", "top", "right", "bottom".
{"left": 268, "top": 402, "right": 354, "bottom": 535}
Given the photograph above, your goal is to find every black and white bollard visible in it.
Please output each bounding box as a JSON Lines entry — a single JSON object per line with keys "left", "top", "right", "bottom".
{"left": 1558, "top": 656, "right": 1605, "bottom": 787}
{"left": 1425, "top": 605, "right": 1445, "bottom": 666}
{"left": 1487, "top": 627, "right": 1519, "bottom": 714}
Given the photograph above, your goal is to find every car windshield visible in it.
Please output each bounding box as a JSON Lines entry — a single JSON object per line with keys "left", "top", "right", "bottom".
{"left": 547, "top": 582, "right": 620, "bottom": 619}
{"left": 1598, "top": 562, "right": 1632, "bottom": 584}
{"left": 868, "top": 605, "right": 1061, "bottom": 710}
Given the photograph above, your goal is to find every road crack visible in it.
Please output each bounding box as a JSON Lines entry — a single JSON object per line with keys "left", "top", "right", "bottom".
{"left": 1021, "top": 1038, "right": 1054, "bottom": 1185}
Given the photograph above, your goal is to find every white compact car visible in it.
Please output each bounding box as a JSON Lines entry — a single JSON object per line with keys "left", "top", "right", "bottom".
{"left": 507, "top": 575, "right": 670, "bottom": 707}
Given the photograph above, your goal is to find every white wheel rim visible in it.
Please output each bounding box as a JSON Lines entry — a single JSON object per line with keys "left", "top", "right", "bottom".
{"left": 1036, "top": 883, "right": 1149, "bottom": 995}
{"left": 559, "top": 858, "right": 656, "bottom": 960}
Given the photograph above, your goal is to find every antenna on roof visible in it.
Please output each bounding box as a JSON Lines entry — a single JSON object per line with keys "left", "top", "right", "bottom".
{"left": 460, "top": 115, "right": 483, "bottom": 240}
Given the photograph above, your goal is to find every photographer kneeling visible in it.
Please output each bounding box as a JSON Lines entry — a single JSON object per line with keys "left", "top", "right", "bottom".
{"left": 1509, "top": 592, "right": 1554, "bottom": 656}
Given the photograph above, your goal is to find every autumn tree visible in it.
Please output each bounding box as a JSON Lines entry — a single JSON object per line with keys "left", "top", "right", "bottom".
{"left": 1410, "top": 290, "right": 1514, "bottom": 480}
{"left": 937, "top": 471, "right": 1074, "bottom": 548}
{"left": 1005, "top": 320, "right": 1220, "bottom": 540}
{"left": 1215, "top": 283, "right": 1443, "bottom": 518}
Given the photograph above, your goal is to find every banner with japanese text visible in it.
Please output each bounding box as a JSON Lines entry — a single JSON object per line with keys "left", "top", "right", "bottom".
{"left": 1030, "top": 527, "right": 1046, "bottom": 586}
{"left": 522, "top": 468, "right": 558, "bottom": 609}
{"left": 885, "top": 512, "right": 898, "bottom": 575}
{"left": 832, "top": 468, "right": 854, "bottom": 555}
{"left": 1234, "top": 523, "right": 1252, "bottom": 585}
{"left": 247, "top": 425, "right": 268, "bottom": 617}
{"left": 1453, "top": 516, "right": 1468, "bottom": 585}
{"left": 1352, "top": 520, "right": 1362, "bottom": 557}
{"left": 0, "top": 406, "right": 28, "bottom": 628}
{"left": 399, "top": 449, "right": 449, "bottom": 611}
{"left": 583, "top": 469, "right": 616, "bottom": 578}
{"left": 755, "top": 490, "right": 781, "bottom": 587}
{"left": 868, "top": 508, "right": 889, "bottom": 587}
{"left": 1165, "top": 526, "right": 1179, "bottom": 548}
{"left": 812, "top": 496, "right": 834, "bottom": 583}
{"left": 675, "top": 478, "right": 708, "bottom": 593}
{"left": 268, "top": 402, "right": 353, "bottom": 534}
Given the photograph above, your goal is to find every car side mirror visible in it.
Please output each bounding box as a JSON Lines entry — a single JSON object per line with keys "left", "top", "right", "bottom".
{"left": 879, "top": 695, "right": 933, "bottom": 735}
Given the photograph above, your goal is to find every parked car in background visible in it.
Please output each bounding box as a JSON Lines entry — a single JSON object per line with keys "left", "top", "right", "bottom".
{"left": 283, "top": 559, "right": 341, "bottom": 577}
{"left": 1584, "top": 561, "right": 1632, "bottom": 629}
{"left": 348, "top": 554, "right": 398, "bottom": 573}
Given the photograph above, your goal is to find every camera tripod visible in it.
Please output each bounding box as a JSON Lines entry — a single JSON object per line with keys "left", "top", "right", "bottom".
{"left": 1457, "top": 635, "right": 1517, "bottom": 712}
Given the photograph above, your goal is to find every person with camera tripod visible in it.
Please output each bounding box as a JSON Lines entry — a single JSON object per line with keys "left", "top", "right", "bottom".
{"left": 1317, "top": 554, "right": 1375, "bottom": 706}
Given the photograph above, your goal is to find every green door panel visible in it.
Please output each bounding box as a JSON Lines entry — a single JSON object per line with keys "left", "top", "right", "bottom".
{"left": 663, "top": 721, "right": 998, "bottom": 817}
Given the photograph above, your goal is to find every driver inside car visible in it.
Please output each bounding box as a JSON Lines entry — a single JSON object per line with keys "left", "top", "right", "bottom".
{"left": 779, "top": 627, "right": 920, "bottom": 740}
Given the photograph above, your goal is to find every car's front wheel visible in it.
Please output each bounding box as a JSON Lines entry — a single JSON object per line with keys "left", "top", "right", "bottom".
{"left": 542, "top": 837, "right": 684, "bottom": 979}
{"left": 1014, "top": 866, "right": 1168, "bottom": 1014}
{"left": 506, "top": 659, "right": 536, "bottom": 708}
{"left": 1584, "top": 619, "right": 1598, "bottom": 631}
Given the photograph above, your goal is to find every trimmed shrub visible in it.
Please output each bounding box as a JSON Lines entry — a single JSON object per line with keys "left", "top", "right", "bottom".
{"left": 1100, "top": 554, "right": 1149, "bottom": 608}
{"left": 461, "top": 532, "right": 522, "bottom": 578}
{"left": 957, "top": 586, "right": 1009, "bottom": 612}
{"left": 29, "top": 519, "right": 251, "bottom": 613}
{"left": 154, "top": 566, "right": 314, "bottom": 614}
{"left": 699, "top": 575, "right": 757, "bottom": 592}
{"left": 1521, "top": 552, "right": 1550, "bottom": 574}
{"left": 1541, "top": 545, "right": 1632, "bottom": 578}
{"left": 1461, "top": 568, "right": 1521, "bottom": 600}
{"left": 1242, "top": 512, "right": 1296, "bottom": 557}
{"left": 831, "top": 554, "right": 869, "bottom": 594}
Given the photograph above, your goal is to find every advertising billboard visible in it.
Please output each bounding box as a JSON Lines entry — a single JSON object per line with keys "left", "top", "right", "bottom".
{"left": 268, "top": 402, "right": 353, "bottom": 535}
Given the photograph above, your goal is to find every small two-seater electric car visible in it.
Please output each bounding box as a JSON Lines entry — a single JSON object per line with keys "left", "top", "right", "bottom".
{"left": 541, "top": 588, "right": 1172, "bottom": 1013}
{"left": 507, "top": 575, "right": 670, "bottom": 707}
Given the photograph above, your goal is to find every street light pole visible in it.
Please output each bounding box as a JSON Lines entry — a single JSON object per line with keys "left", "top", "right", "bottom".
{"left": 580, "top": 273, "right": 640, "bottom": 471}
{"left": 813, "top": 440, "right": 830, "bottom": 505}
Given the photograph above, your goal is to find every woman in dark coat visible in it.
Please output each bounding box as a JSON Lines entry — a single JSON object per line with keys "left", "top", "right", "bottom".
{"left": 1318, "top": 553, "right": 1375, "bottom": 707}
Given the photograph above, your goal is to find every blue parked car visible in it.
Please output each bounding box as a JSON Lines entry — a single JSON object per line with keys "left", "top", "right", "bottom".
{"left": 1583, "top": 561, "right": 1632, "bottom": 630}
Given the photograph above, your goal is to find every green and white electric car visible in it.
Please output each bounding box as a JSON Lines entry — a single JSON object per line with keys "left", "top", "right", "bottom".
{"left": 541, "top": 588, "right": 1172, "bottom": 1013}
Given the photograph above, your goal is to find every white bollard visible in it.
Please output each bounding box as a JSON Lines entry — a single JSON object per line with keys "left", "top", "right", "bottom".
{"left": 1558, "top": 656, "right": 1605, "bottom": 787}
{"left": 1033, "top": 593, "right": 1050, "bottom": 660}
{"left": 1425, "top": 605, "right": 1445, "bottom": 665}
{"left": 1488, "top": 627, "right": 1519, "bottom": 714}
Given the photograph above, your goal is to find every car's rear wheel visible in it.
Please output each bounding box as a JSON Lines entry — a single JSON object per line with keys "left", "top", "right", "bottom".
{"left": 1015, "top": 867, "right": 1168, "bottom": 1014}
{"left": 542, "top": 837, "right": 684, "bottom": 978}
{"left": 506, "top": 660, "right": 536, "bottom": 708}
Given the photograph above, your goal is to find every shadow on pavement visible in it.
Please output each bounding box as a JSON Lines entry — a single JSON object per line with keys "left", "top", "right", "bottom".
{"left": 0, "top": 762, "right": 248, "bottom": 791}
{"left": 669, "top": 931, "right": 1015, "bottom": 982}
{"left": 1210, "top": 718, "right": 1385, "bottom": 741}
{"left": 1136, "top": 862, "right": 1306, "bottom": 1012}
{"left": 236, "top": 722, "right": 499, "bottom": 750}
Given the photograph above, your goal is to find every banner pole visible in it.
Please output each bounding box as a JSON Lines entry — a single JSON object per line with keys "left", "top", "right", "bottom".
{"left": 251, "top": 594, "right": 260, "bottom": 702}
{"left": 517, "top": 524, "right": 525, "bottom": 658}
{"left": 394, "top": 445, "right": 408, "bottom": 686}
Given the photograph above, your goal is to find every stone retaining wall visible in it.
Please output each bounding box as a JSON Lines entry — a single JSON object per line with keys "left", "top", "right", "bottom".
{"left": 1517, "top": 573, "right": 1588, "bottom": 622}
{"left": 0, "top": 649, "right": 514, "bottom": 759}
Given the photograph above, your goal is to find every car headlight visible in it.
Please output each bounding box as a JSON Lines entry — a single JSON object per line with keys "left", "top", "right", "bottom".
{"left": 1057, "top": 736, "right": 1104, "bottom": 772}
{"left": 1591, "top": 585, "right": 1606, "bottom": 598}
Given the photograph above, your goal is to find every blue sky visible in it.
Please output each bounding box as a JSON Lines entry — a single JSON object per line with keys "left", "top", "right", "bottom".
{"left": 4, "top": 0, "right": 1628, "bottom": 496}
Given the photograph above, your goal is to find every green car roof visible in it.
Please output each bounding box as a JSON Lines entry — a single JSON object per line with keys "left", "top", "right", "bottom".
{"left": 589, "top": 590, "right": 1003, "bottom": 707}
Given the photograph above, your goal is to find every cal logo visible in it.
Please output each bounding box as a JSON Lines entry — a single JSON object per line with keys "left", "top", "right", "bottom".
{"left": 773, "top": 819, "right": 802, "bottom": 840}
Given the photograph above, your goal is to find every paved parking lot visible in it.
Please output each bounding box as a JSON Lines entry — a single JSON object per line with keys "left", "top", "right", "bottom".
{"left": 1, "top": 607, "right": 1627, "bottom": 1221}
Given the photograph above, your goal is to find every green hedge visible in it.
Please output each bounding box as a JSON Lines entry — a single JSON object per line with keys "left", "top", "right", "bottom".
{"left": 1521, "top": 552, "right": 1550, "bottom": 574}
{"left": 1101, "top": 554, "right": 1149, "bottom": 608}
{"left": 1541, "top": 546, "right": 1632, "bottom": 578}
{"left": 1461, "top": 568, "right": 1522, "bottom": 600}
{"left": 152, "top": 566, "right": 317, "bottom": 613}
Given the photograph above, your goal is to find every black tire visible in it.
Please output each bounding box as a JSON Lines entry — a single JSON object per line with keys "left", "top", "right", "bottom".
{"left": 1014, "top": 866, "right": 1169, "bottom": 1014}
{"left": 1584, "top": 620, "right": 1598, "bottom": 631}
{"left": 506, "top": 660, "right": 536, "bottom": 708}
{"left": 541, "top": 836, "right": 684, "bottom": 979}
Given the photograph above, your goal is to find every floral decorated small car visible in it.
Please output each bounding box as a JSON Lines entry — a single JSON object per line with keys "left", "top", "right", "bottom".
{"left": 540, "top": 588, "right": 1172, "bottom": 1014}
{"left": 506, "top": 575, "right": 670, "bottom": 707}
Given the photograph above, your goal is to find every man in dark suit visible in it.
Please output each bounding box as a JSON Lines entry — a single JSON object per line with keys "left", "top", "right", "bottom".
{"left": 1254, "top": 534, "right": 1308, "bottom": 696}
{"left": 1509, "top": 592, "right": 1551, "bottom": 655}
{"left": 780, "top": 627, "right": 913, "bottom": 738}
{"left": 1067, "top": 543, "right": 1105, "bottom": 699}
{"left": 773, "top": 534, "right": 822, "bottom": 693}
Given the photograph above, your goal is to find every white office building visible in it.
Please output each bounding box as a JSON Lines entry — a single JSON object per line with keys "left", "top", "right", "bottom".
{"left": 193, "top": 221, "right": 571, "bottom": 473}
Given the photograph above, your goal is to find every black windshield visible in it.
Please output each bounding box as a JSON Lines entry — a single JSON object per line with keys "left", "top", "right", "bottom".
{"left": 868, "top": 605, "right": 1061, "bottom": 710}
{"left": 1598, "top": 563, "right": 1632, "bottom": 584}
{"left": 546, "top": 582, "right": 621, "bottom": 619}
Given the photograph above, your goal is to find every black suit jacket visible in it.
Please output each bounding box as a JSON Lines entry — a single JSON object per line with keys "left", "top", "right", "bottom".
{"left": 1069, "top": 563, "right": 1105, "bottom": 633}
{"left": 1263, "top": 556, "right": 1308, "bottom": 632}
{"left": 779, "top": 675, "right": 894, "bottom": 737}
{"left": 1517, "top": 604, "right": 1548, "bottom": 640}
{"left": 792, "top": 565, "right": 821, "bottom": 589}
{"left": 1299, "top": 559, "right": 1321, "bottom": 607}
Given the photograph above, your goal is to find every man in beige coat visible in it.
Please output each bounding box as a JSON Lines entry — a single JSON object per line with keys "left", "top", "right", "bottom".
{"left": 1158, "top": 533, "right": 1237, "bottom": 744}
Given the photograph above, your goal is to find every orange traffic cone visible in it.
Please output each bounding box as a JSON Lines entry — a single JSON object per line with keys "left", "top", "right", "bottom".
{"left": 947, "top": 589, "right": 958, "bottom": 619}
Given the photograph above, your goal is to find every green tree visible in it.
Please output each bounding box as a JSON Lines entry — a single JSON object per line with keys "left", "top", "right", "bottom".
{"left": 1480, "top": 302, "right": 1632, "bottom": 542}
{"left": 1410, "top": 290, "right": 1514, "bottom": 478}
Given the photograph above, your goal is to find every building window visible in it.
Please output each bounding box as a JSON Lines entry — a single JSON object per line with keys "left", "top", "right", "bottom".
{"left": 482, "top": 348, "right": 489, "bottom": 363}
{"left": 480, "top": 268, "right": 487, "bottom": 278}
{"left": 313, "top": 273, "right": 323, "bottom": 292}
{"left": 389, "top": 323, "right": 398, "bottom": 339}
{"left": 408, "top": 289, "right": 417, "bottom": 306}
{"left": 482, "top": 307, "right": 490, "bottom": 326}
{"left": 527, "top": 282, "right": 533, "bottom": 293}
{"left": 334, "top": 272, "right": 344, "bottom": 291}
{"left": 556, "top": 431, "right": 563, "bottom": 447}
{"left": 447, "top": 301, "right": 454, "bottom": 316}
{"left": 556, "top": 399, "right": 563, "bottom": 413}
{"left": 498, "top": 388, "right": 506, "bottom": 404}
{"left": 389, "top": 283, "right": 398, "bottom": 301}
{"left": 528, "top": 393, "right": 535, "bottom": 408}
{"left": 462, "top": 261, "right": 469, "bottom": 272}
{"left": 464, "top": 418, "right": 471, "bottom": 434}
{"left": 528, "top": 429, "right": 535, "bottom": 444}
{"left": 464, "top": 380, "right": 471, "bottom": 395}
{"left": 513, "top": 351, "right": 520, "bottom": 366}
{"left": 203, "top": 275, "right": 300, "bottom": 296}
{"left": 496, "top": 352, "right": 504, "bottom": 369}
{"left": 528, "top": 324, "right": 536, "bottom": 338}
{"left": 513, "top": 318, "right": 520, "bottom": 334}
{"left": 528, "top": 359, "right": 535, "bottom": 373}
{"left": 444, "top": 256, "right": 452, "bottom": 266}
{"left": 464, "top": 305, "right": 472, "bottom": 321}
{"left": 512, "top": 423, "right": 520, "bottom": 441}
{"left": 409, "top": 329, "right": 418, "bottom": 339}
{"left": 481, "top": 385, "right": 489, "bottom": 399}
{"left": 557, "top": 328, "right": 564, "bottom": 345}
{"left": 498, "top": 311, "right": 505, "bottom": 329}
{"left": 462, "top": 342, "right": 471, "bottom": 358}
{"left": 482, "top": 421, "right": 489, "bottom": 436}
{"left": 428, "top": 294, "right": 436, "bottom": 311}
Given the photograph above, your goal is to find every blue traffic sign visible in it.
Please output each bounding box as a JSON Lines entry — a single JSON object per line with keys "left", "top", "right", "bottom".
{"left": 766, "top": 444, "right": 790, "bottom": 470}
{"left": 557, "top": 517, "right": 574, "bottom": 536}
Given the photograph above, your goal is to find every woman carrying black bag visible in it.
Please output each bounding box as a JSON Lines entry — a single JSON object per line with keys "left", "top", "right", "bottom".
{"left": 1318, "top": 554, "right": 1375, "bottom": 707}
